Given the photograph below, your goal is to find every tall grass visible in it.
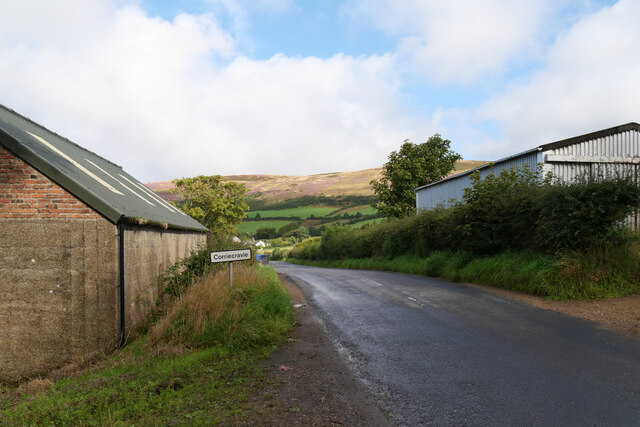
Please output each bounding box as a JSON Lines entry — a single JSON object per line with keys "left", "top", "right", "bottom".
{"left": 151, "top": 264, "right": 294, "bottom": 350}
{"left": 288, "top": 242, "right": 640, "bottom": 300}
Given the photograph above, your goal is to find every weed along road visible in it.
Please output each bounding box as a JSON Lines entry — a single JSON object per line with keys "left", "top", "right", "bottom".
{"left": 272, "top": 261, "right": 640, "bottom": 425}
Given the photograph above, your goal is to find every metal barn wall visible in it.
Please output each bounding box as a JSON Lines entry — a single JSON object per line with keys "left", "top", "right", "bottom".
{"left": 543, "top": 128, "right": 640, "bottom": 228}
{"left": 416, "top": 150, "right": 543, "bottom": 210}
{"left": 416, "top": 127, "right": 640, "bottom": 228}
{"left": 547, "top": 128, "right": 640, "bottom": 157}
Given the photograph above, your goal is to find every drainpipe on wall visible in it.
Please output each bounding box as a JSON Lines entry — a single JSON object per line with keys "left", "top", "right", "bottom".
{"left": 118, "top": 219, "right": 126, "bottom": 348}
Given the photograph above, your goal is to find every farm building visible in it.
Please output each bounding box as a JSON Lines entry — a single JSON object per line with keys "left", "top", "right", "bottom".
{"left": 416, "top": 123, "right": 640, "bottom": 227}
{"left": 0, "top": 104, "right": 207, "bottom": 383}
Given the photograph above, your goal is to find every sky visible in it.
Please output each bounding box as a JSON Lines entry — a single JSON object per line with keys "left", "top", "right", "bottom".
{"left": 1, "top": 0, "right": 638, "bottom": 182}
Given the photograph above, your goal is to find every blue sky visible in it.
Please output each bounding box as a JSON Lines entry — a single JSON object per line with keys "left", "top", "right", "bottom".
{"left": 0, "top": 0, "right": 638, "bottom": 182}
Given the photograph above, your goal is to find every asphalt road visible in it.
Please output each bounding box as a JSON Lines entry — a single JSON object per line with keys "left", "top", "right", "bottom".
{"left": 272, "top": 261, "right": 640, "bottom": 426}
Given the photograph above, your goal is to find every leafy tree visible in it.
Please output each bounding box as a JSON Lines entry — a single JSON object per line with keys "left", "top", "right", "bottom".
{"left": 284, "top": 226, "right": 309, "bottom": 242}
{"left": 255, "top": 227, "right": 278, "bottom": 239}
{"left": 371, "top": 135, "right": 461, "bottom": 218}
{"left": 278, "top": 222, "right": 300, "bottom": 236}
{"left": 171, "top": 175, "right": 248, "bottom": 236}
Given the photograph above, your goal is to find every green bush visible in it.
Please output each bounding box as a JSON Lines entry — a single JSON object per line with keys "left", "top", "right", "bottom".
{"left": 152, "top": 265, "right": 293, "bottom": 350}
{"left": 270, "top": 247, "right": 290, "bottom": 260}
{"left": 159, "top": 234, "right": 246, "bottom": 298}
{"left": 454, "top": 166, "right": 545, "bottom": 254}
{"left": 536, "top": 175, "right": 640, "bottom": 251}
{"left": 288, "top": 237, "right": 322, "bottom": 260}
{"left": 255, "top": 227, "right": 278, "bottom": 239}
{"left": 289, "top": 170, "right": 640, "bottom": 260}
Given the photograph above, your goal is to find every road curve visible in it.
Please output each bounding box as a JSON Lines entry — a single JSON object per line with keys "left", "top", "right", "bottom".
{"left": 272, "top": 261, "right": 640, "bottom": 426}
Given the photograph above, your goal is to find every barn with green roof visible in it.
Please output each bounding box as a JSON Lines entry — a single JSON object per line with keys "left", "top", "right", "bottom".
{"left": 0, "top": 104, "right": 207, "bottom": 383}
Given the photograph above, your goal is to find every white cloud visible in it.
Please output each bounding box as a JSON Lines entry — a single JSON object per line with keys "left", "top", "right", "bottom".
{"left": 472, "top": 0, "right": 640, "bottom": 159}
{"left": 0, "top": 1, "right": 437, "bottom": 181}
{"left": 344, "top": 0, "right": 583, "bottom": 85}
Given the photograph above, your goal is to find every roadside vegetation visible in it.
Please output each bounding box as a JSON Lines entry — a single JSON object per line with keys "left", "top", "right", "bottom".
{"left": 239, "top": 195, "right": 383, "bottom": 244}
{"left": 370, "top": 134, "right": 461, "bottom": 218}
{"left": 289, "top": 167, "right": 640, "bottom": 300}
{"left": 0, "top": 241, "right": 294, "bottom": 425}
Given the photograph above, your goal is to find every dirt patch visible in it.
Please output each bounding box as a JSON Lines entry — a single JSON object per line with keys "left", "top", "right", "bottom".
{"left": 464, "top": 283, "right": 640, "bottom": 339}
{"left": 238, "top": 275, "right": 391, "bottom": 426}
{"left": 279, "top": 273, "right": 307, "bottom": 305}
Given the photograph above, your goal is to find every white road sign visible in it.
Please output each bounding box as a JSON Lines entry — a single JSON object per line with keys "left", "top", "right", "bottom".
{"left": 210, "top": 248, "right": 252, "bottom": 263}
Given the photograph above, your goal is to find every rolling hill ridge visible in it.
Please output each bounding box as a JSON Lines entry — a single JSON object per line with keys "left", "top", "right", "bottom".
{"left": 146, "top": 160, "right": 486, "bottom": 204}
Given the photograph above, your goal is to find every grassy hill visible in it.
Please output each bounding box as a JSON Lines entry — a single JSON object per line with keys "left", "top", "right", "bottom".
{"left": 147, "top": 160, "right": 487, "bottom": 237}
{"left": 146, "top": 168, "right": 383, "bottom": 203}
{"left": 147, "top": 160, "right": 486, "bottom": 204}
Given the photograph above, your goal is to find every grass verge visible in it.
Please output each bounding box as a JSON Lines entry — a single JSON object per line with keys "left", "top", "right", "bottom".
{"left": 0, "top": 265, "right": 294, "bottom": 425}
{"left": 287, "top": 245, "right": 640, "bottom": 300}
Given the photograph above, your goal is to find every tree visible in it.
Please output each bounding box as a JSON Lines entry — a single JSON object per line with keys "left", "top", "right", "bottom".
{"left": 255, "top": 227, "right": 277, "bottom": 239}
{"left": 171, "top": 175, "right": 248, "bottom": 236}
{"left": 371, "top": 135, "right": 461, "bottom": 218}
{"left": 278, "top": 221, "right": 300, "bottom": 236}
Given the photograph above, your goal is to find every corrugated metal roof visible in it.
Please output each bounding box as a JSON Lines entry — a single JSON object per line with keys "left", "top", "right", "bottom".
{"left": 0, "top": 104, "right": 207, "bottom": 232}
{"left": 539, "top": 122, "right": 640, "bottom": 152}
{"left": 415, "top": 122, "right": 640, "bottom": 192}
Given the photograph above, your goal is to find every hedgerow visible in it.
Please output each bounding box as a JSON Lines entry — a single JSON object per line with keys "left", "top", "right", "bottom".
{"left": 291, "top": 168, "right": 640, "bottom": 260}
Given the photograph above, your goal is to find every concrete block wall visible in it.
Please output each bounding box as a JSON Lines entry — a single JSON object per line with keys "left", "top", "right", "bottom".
{"left": 0, "top": 146, "right": 119, "bottom": 383}
{"left": 123, "top": 226, "right": 206, "bottom": 333}
{"left": 0, "top": 145, "right": 206, "bottom": 383}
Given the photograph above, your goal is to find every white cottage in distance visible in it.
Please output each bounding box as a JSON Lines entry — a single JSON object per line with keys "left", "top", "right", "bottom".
{"left": 415, "top": 123, "right": 640, "bottom": 227}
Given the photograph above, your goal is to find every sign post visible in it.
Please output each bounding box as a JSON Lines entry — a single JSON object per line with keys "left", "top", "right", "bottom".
{"left": 210, "top": 249, "right": 252, "bottom": 286}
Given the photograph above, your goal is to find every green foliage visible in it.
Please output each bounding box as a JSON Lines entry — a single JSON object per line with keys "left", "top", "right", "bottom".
{"left": 255, "top": 227, "right": 278, "bottom": 239}
{"left": 288, "top": 245, "right": 640, "bottom": 300}
{"left": 172, "top": 175, "right": 248, "bottom": 235}
{"left": 288, "top": 170, "right": 640, "bottom": 299}
{"left": 158, "top": 234, "right": 245, "bottom": 299}
{"left": 246, "top": 194, "right": 377, "bottom": 211}
{"left": 269, "top": 247, "right": 290, "bottom": 260}
{"left": 153, "top": 265, "right": 293, "bottom": 350}
{"left": 1, "top": 265, "right": 295, "bottom": 425}
{"left": 237, "top": 220, "right": 292, "bottom": 235}
{"left": 288, "top": 238, "right": 322, "bottom": 260}
{"left": 283, "top": 226, "right": 309, "bottom": 241}
{"left": 296, "top": 171, "right": 640, "bottom": 258}
{"left": 536, "top": 174, "right": 640, "bottom": 251}
{"left": 371, "top": 134, "right": 461, "bottom": 218}
{"left": 454, "top": 165, "right": 548, "bottom": 253}
{"left": 246, "top": 206, "right": 338, "bottom": 219}
{"left": 278, "top": 221, "right": 301, "bottom": 236}
{"left": 0, "top": 340, "right": 263, "bottom": 425}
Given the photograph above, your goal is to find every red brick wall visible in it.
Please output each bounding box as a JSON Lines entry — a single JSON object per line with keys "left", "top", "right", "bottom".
{"left": 0, "top": 145, "right": 102, "bottom": 219}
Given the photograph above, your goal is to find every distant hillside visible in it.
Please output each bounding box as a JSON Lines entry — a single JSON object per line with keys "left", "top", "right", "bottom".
{"left": 146, "top": 160, "right": 486, "bottom": 204}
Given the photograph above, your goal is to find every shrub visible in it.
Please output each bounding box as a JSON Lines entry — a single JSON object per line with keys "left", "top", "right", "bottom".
{"left": 536, "top": 174, "right": 640, "bottom": 251}
{"left": 255, "top": 227, "right": 278, "bottom": 239}
{"left": 453, "top": 165, "right": 546, "bottom": 254}
{"left": 158, "top": 234, "right": 246, "bottom": 298}
{"left": 289, "top": 237, "right": 322, "bottom": 260}
{"left": 270, "top": 247, "right": 290, "bottom": 260}
{"left": 290, "top": 171, "right": 640, "bottom": 261}
{"left": 150, "top": 264, "right": 293, "bottom": 350}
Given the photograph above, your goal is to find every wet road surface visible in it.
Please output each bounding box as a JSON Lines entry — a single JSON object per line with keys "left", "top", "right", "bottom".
{"left": 272, "top": 261, "right": 640, "bottom": 426}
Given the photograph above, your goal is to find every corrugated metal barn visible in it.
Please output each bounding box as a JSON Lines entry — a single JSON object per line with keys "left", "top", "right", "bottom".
{"left": 416, "top": 123, "right": 640, "bottom": 227}
{"left": 0, "top": 104, "right": 207, "bottom": 383}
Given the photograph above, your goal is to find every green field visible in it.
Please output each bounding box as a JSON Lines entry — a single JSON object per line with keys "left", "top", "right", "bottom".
{"left": 237, "top": 220, "right": 293, "bottom": 234}
{"left": 246, "top": 206, "right": 338, "bottom": 219}
{"left": 330, "top": 205, "right": 378, "bottom": 217}
{"left": 356, "top": 206, "right": 378, "bottom": 216}
{"left": 348, "top": 218, "right": 382, "bottom": 229}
